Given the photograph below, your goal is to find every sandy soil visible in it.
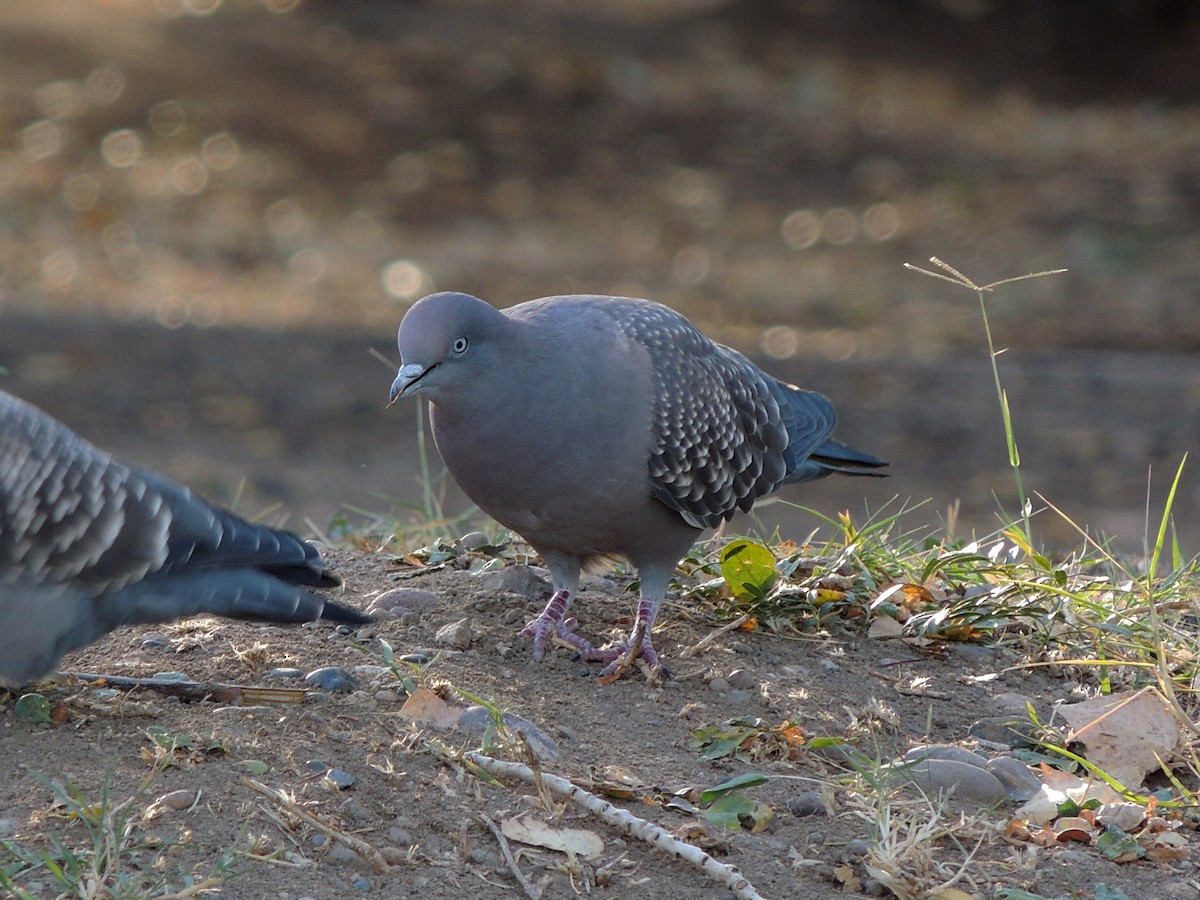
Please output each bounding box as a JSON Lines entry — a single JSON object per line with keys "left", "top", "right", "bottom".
{"left": 2, "top": 544, "right": 1196, "bottom": 899}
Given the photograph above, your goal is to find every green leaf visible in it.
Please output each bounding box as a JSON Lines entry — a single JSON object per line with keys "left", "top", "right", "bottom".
{"left": 239, "top": 760, "right": 269, "bottom": 776}
{"left": 719, "top": 539, "right": 778, "bottom": 601}
{"left": 1095, "top": 826, "right": 1142, "bottom": 862}
{"left": 700, "top": 793, "right": 773, "bottom": 831}
{"left": 698, "top": 772, "right": 769, "bottom": 806}
{"left": 687, "top": 724, "right": 757, "bottom": 761}
{"left": 13, "top": 693, "right": 52, "bottom": 724}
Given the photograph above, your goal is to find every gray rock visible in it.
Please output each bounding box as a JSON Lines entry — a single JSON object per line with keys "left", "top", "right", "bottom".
{"left": 967, "top": 715, "right": 1039, "bottom": 749}
{"left": 366, "top": 587, "right": 440, "bottom": 615}
{"left": 727, "top": 668, "right": 757, "bottom": 691}
{"left": 435, "top": 617, "right": 474, "bottom": 650}
{"left": 457, "top": 706, "right": 559, "bottom": 761}
{"left": 984, "top": 755, "right": 1042, "bottom": 801}
{"left": 324, "top": 769, "right": 356, "bottom": 790}
{"left": 902, "top": 744, "right": 987, "bottom": 766}
{"left": 787, "top": 791, "right": 828, "bottom": 817}
{"left": 304, "top": 666, "right": 357, "bottom": 693}
{"left": 892, "top": 758, "right": 1007, "bottom": 806}
{"left": 477, "top": 564, "right": 549, "bottom": 600}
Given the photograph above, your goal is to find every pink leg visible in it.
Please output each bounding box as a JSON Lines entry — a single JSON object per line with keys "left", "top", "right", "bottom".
{"left": 592, "top": 597, "right": 665, "bottom": 677}
{"left": 519, "top": 589, "right": 600, "bottom": 660}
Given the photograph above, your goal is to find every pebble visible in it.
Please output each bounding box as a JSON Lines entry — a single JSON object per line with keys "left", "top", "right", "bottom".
{"left": 708, "top": 677, "right": 731, "bottom": 694}
{"left": 305, "top": 759, "right": 329, "bottom": 772}
{"left": 326, "top": 844, "right": 358, "bottom": 865}
{"left": 311, "top": 834, "right": 328, "bottom": 848}
{"left": 458, "top": 531, "right": 490, "bottom": 550}
{"left": 152, "top": 671, "right": 189, "bottom": 682}
{"left": 374, "top": 689, "right": 403, "bottom": 704}
{"left": 353, "top": 878, "right": 372, "bottom": 891}
{"left": 727, "top": 669, "right": 757, "bottom": 691}
{"left": 381, "top": 846, "right": 412, "bottom": 865}
{"left": 435, "top": 617, "right": 474, "bottom": 649}
{"left": 726, "top": 689, "right": 753, "bottom": 705}
{"left": 902, "top": 744, "right": 987, "bottom": 766}
{"left": 154, "top": 789, "right": 199, "bottom": 812}
{"left": 457, "top": 706, "right": 560, "bottom": 761}
{"left": 477, "top": 564, "right": 548, "bottom": 599}
{"left": 304, "top": 667, "right": 357, "bottom": 693}
{"left": 819, "top": 658, "right": 839, "bottom": 673}
{"left": 894, "top": 758, "right": 1007, "bottom": 806}
{"left": 787, "top": 791, "right": 828, "bottom": 817}
{"left": 984, "top": 756, "right": 1042, "bottom": 801}
{"left": 967, "top": 715, "right": 1039, "bottom": 748}
{"left": 367, "top": 587, "right": 441, "bottom": 616}
{"left": 138, "top": 634, "right": 168, "bottom": 650}
{"left": 324, "top": 768, "right": 356, "bottom": 790}
{"left": 399, "top": 651, "right": 434, "bottom": 665}
{"left": 265, "top": 668, "right": 305, "bottom": 680}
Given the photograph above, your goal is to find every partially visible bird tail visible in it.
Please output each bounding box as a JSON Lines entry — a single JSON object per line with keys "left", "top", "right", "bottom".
{"left": 804, "top": 437, "right": 889, "bottom": 478}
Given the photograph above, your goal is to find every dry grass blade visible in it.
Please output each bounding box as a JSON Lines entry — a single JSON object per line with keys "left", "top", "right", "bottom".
{"left": 242, "top": 778, "right": 390, "bottom": 874}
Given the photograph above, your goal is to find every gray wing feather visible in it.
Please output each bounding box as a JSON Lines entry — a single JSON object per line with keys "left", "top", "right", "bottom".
{"left": 608, "top": 300, "right": 814, "bottom": 529}
{"left": 0, "top": 390, "right": 364, "bottom": 687}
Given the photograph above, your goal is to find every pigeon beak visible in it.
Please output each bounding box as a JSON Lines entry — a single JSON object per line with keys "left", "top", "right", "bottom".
{"left": 389, "top": 363, "right": 432, "bottom": 405}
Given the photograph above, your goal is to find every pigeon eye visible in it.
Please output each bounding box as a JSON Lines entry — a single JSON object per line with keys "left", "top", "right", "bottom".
{"left": 451, "top": 336, "right": 469, "bottom": 354}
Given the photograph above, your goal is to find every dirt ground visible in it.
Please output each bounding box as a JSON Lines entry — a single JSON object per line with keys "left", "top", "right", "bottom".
{"left": 2, "top": 544, "right": 1197, "bottom": 899}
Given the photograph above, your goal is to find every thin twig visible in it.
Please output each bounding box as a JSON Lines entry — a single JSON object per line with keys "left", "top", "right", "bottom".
{"left": 480, "top": 814, "right": 541, "bottom": 900}
{"left": 242, "top": 778, "right": 390, "bottom": 874}
{"left": 679, "top": 614, "right": 751, "bottom": 658}
{"left": 157, "top": 877, "right": 226, "bottom": 899}
{"left": 462, "top": 752, "right": 766, "bottom": 900}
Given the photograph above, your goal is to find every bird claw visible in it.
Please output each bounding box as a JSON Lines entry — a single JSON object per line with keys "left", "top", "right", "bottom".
{"left": 519, "top": 602, "right": 599, "bottom": 660}
{"left": 592, "top": 625, "right": 667, "bottom": 680}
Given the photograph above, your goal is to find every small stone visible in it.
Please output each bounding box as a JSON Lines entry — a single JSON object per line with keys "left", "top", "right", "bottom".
{"left": 374, "top": 689, "right": 403, "bottom": 704}
{"left": 819, "top": 658, "right": 839, "bottom": 673}
{"left": 304, "top": 667, "right": 357, "bottom": 692}
{"left": 353, "top": 877, "right": 372, "bottom": 891}
{"left": 367, "top": 587, "right": 440, "bottom": 615}
{"left": 265, "top": 668, "right": 305, "bottom": 680}
{"left": 457, "top": 706, "right": 560, "bottom": 761}
{"left": 435, "top": 618, "right": 474, "bottom": 650}
{"left": 385, "top": 826, "right": 414, "bottom": 845}
{"left": 324, "top": 769, "right": 356, "bottom": 790}
{"left": 458, "top": 531, "right": 490, "bottom": 550}
{"left": 727, "top": 669, "right": 757, "bottom": 691}
{"left": 152, "top": 671, "right": 189, "bottom": 682}
{"left": 380, "top": 846, "right": 411, "bottom": 865}
{"left": 893, "top": 758, "right": 1007, "bottom": 806}
{"left": 305, "top": 759, "right": 329, "bottom": 773}
{"left": 477, "top": 564, "right": 548, "bottom": 599}
{"left": 902, "top": 745, "right": 987, "bottom": 766}
{"left": 154, "top": 789, "right": 198, "bottom": 812}
{"left": 788, "top": 791, "right": 828, "bottom": 817}
{"left": 399, "top": 651, "right": 433, "bottom": 665}
{"left": 138, "top": 634, "right": 168, "bottom": 650}
{"left": 967, "top": 715, "right": 1039, "bottom": 749}
{"left": 311, "top": 834, "right": 328, "bottom": 848}
{"left": 984, "top": 756, "right": 1042, "bottom": 801}
{"left": 579, "top": 573, "right": 616, "bottom": 592}
{"left": 708, "top": 677, "right": 730, "bottom": 694}
{"left": 727, "top": 689, "right": 752, "bottom": 705}
{"left": 326, "top": 844, "right": 357, "bottom": 864}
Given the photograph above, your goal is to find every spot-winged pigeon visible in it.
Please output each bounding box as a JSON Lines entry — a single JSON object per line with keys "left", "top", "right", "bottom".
{"left": 0, "top": 390, "right": 368, "bottom": 687}
{"left": 389, "top": 293, "right": 886, "bottom": 677}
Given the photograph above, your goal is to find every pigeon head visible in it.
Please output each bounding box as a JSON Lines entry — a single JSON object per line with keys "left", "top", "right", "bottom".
{"left": 389, "top": 292, "right": 504, "bottom": 404}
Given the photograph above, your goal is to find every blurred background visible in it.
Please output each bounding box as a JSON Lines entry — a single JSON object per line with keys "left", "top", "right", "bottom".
{"left": 1, "top": 0, "right": 1198, "bottom": 550}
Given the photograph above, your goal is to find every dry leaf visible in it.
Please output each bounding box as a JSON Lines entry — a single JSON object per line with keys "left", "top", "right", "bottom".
{"left": 501, "top": 813, "right": 604, "bottom": 859}
{"left": 1058, "top": 689, "right": 1180, "bottom": 788}
{"left": 398, "top": 687, "right": 463, "bottom": 729}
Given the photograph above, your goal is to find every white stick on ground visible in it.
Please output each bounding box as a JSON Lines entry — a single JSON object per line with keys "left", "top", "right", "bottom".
{"left": 463, "top": 751, "right": 765, "bottom": 900}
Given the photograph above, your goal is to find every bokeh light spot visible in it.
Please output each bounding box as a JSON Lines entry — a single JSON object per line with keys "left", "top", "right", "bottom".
{"left": 101, "top": 129, "right": 144, "bottom": 168}
{"left": 820, "top": 208, "right": 858, "bottom": 245}
{"left": 381, "top": 260, "right": 427, "bottom": 300}
{"left": 780, "top": 209, "right": 819, "bottom": 250}
{"left": 862, "top": 202, "right": 901, "bottom": 241}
